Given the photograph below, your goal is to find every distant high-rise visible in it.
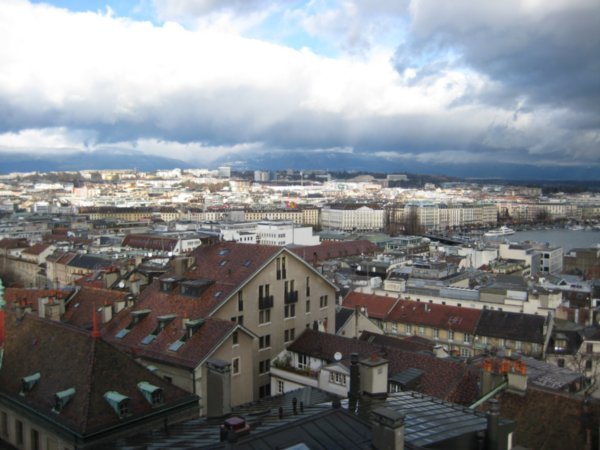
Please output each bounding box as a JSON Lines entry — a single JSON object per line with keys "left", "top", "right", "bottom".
{"left": 218, "top": 166, "right": 231, "bottom": 179}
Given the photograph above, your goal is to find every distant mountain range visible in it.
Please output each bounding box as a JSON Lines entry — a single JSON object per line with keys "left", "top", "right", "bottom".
{"left": 0, "top": 150, "right": 191, "bottom": 174}
{"left": 1, "top": 149, "right": 598, "bottom": 182}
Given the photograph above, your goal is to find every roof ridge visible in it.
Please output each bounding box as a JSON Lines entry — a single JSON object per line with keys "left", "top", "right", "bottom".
{"left": 80, "top": 334, "right": 99, "bottom": 434}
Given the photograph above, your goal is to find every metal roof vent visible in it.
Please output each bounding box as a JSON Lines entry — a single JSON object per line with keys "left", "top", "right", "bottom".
{"left": 137, "top": 381, "right": 164, "bottom": 406}
{"left": 54, "top": 387, "right": 76, "bottom": 413}
{"left": 21, "top": 372, "right": 41, "bottom": 395}
{"left": 104, "top": 391, "right": 130, "bottom": 418}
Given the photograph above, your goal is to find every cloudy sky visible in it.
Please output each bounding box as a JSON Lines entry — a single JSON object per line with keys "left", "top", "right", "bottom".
{"left": 0, "top": 0, "right": 599, "bottom": 178}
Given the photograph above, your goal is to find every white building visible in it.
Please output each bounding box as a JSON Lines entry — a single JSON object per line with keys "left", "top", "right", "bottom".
{"left": 321, "top": 204, "right": 385, "bottom": 232}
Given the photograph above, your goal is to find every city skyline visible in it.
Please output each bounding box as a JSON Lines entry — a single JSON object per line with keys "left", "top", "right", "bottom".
{"left": 0, "top": 1, "right": 599, "bottom": 179}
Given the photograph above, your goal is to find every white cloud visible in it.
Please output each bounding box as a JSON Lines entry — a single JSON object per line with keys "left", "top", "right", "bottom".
{"left": 0, "top": 0, "right": 597, "bottom": 176}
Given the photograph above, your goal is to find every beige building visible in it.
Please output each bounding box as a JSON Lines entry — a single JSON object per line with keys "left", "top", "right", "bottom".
{"left": 106, "top": 242, "right": 337, "bottom": 411}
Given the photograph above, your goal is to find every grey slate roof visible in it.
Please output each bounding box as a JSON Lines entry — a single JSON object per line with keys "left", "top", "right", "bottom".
{"left": 475, "top": 310, "right": 546, "bottom": 344}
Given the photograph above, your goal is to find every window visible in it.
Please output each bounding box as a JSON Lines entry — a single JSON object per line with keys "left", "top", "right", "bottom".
{"left": 329, "top": 372, "right": 347, "bottom": 385}
{"left": 238, "top": 291, "right": 244, "bottom": 311}
{"left": 405, "top": 324, "right": 412, "bottom": 334}
{"left": 464, "top": 334, "right": 472, "bottom": 344}
{"left": 391, "top": 322, "right": 398, "bottom": 334}
{"left": 448, "top": 330, "right": 454, "bottom": 341}
{"left": 433, "top": 328, "right": 439, "bottom": 339}
{"left": 278, "top": 380, "right": 284, "bottom": 394}
{"left": 284, "top": 328, "right": 295, "bottom": 342}
{"left": 557, "top": 358, "right": 565, "bottom": 368}
{"left": 515, "top": 340, "right": 522, "bottom": 350}
{"left": 1, "top": 411, "right": 7, "bottom": 438}
{"left": 259, "top": 309, "right": 271, "bottom": 324}
{"left": 285, "top": 303, "right": 296, "bottom": 318}
{"left": 418, "top": 326, "right": 425, "bottom": 336}
{"left": 259, "top": 359, "right": 271, "bottom": 374}
{"left": 319, "top": 295, "right": 328, "bottom": 308}
{"left": 232, "top": 357, "right": 240, "bottom": 375}
{"left": 586, "top": 359, "right": 593, "bottom": 371}
{"left": 259, "top": 335, "right": 271, "bottom": 349}
{"left": 259, "top": 384, "right": 271, "bottom": 398}
{"left": 460, "top": 348, "right": 471, "bottom": 357}
{"left": 276, "top": 257, "right": 282, "bottom": 280}
{"left": 587, "top": 343, "right": 594, "bottom": 354}
{"left": 16, "top": 420, "right": 23, "bottom": 445}
{"left": 306, "top": 300, "right": 310, "bottom": 313}
{"left": 31, "top": 428, "right": 40, "bottom": 450}
{"left": 298, "top": 354, "right": 309, "bottom": 369}
{"left": 232, "top": 331, "right": 238, "bottom": 346}
{"left": 306, "top": 276, "right": 310, "bottom": 297}
{"left": 281, "top": 256, "right": 286, "bottom": 279}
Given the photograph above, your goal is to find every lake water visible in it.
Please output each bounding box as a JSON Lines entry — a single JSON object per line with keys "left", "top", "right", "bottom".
{"left": 486, "top": 229, "right": 600, "bottom": 252}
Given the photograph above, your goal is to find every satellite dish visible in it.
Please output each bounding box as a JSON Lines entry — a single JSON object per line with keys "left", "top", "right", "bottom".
{"left": 334, "top": 352, "right": 342, "bottom": 361}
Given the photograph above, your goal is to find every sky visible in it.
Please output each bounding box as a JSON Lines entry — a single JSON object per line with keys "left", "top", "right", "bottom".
{"left": 0, "top": 0, "right": 599, "bottom": 178}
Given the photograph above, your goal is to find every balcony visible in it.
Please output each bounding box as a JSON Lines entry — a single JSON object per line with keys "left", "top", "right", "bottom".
{"left": 284, "top": 291, "right": 298, "bottom": 304}
{"left": 271, "top": 361, "right": 319, "bottom": 387}
{"left": 258, "top": 295, "right": 274, "bottom": 310}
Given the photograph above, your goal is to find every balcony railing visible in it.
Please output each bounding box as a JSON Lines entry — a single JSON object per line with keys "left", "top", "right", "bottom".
{"left": 284, "top": 291, "right": 298, "bottom": 304}
{"left": 258, "top": 295, "right": 274, "bottom": 310}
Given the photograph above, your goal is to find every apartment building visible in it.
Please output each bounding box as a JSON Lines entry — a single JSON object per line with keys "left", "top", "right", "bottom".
{"left": 105, "top": 242, "right": 337, "bottom": 411}
{"left": 499, "top": 242, "right": 563, "bottom": 274}
{"left": 321, "top": 204, "right": 385, "bottom": 231}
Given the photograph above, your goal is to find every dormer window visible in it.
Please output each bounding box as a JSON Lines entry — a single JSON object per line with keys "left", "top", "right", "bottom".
{"left": 137, "top": 382, "right": 163, "bottom": 406}
{"left": 180, "top": 279, "right": 214, "bottom": 297}
{"left": 159, "top": 276, "right": 182, "bottom": 292}
{"left": 142, "top": 314, "right": 176, "bottom": 345}
{"left": 54, "top": 387, "right": 76, "bottom": 413}
{"left": 104, "top": 391, "right": 130, "bottom": 418}
{"left": 21, "top": 373, "right": 41, "bottom": 394}
{"left": 168, "top": 318, "right": 205, "bottom": 352}
{"left": 116, "top": 309, "right": 151, "bottom": 339}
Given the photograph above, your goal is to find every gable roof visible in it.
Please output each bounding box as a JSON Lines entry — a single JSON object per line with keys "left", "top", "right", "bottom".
{"left": 288, "top": 329, "right": 479, "bottom": 404}
{"left": 4, "top": 288, "right": 72, "bottom": 312}
{"left": 475, "top": 310, "right": 546, "bottom": 343}
{"left": 387, "top": 298, "right": 482, "bottom": 333}
{"left": 342, "top": 292, "right": 399, "bottom": 320}
{"left": 0, "top": 312, "right": 198, "bottom": 438}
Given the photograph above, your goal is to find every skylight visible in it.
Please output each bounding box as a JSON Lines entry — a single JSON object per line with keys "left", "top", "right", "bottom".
{"left": 218, "top": 249, "right": 230, "bottom": 256}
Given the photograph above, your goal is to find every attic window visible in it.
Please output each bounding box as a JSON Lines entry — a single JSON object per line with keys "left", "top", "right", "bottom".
{"left": 243, "top": 259, "right": 252, "bottom": 267}
{"left": 142, "top": 314, "right": 176, "bottom": 345}
{"left": 21, "top": 373, "right": 41, "bottom": 394}
{"left": 104, "top": 391, "right": 130, "bottom": 418}
{"left": 214, "top": 291, "right": 222, "bottom": 298}
{"left": 180, "top": 279, "right": 214, "bottom": 297}
{"left": 137, "top": 381, "right": 164, "bottom": 406}
{"left": 218, "top": 249, "right": 230, "bottom": 256}
{"left": 116, "top": 309, "right": 152, "bottom": 339}
{"left": 219, "top": 260, "right": 228, "bottom": 267}
{"left": 54, "top": 387, "right": 76, "bottom": 413}
{"left": 160, "top": 276, "right": 182, "bottom": 292}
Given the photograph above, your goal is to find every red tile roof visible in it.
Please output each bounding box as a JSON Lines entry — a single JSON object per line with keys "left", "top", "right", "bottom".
{"left": 22, "top": 242, "right": 52, "bottom": 256}
{"left": 4, "top": 288, "right": 71, "bottom": 311}
{"left": 122, "top": 234, "right": 179, "bottom": 252}
{"left": 387, "top": 299, "right": 482, "bottom": 334}
{"left": 0, "top": 312, "right": 198, "bottom": 437}
{"left": 288, "top": 329, "right": 479, "bottom": 404}
{"left": 0, "top": 238, "right": 28, "bottom": 250}
{"left": 342, "top": 292, "right": 399, "bottom": 320}
{"left": 62, "top": 287, "right": 129, "bottom": 330}
{"left": 291, "top": 240, "right": 379, "bottom": 262}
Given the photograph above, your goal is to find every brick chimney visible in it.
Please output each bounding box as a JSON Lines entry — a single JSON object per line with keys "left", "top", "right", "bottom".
{"left": 206, "top": 359, "right": 232, "bottom": 418}
{"left": 372, "top": 407, "right": 405, "bottom": 450}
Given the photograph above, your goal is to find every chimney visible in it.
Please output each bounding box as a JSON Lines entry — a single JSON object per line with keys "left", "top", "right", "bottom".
{"left": 44, "top": 299, "right": 62, "bottom": 321}
{"left": 206, "top": 359, "right": 232, "bottom": 418}
{"left": 486, "top": 399, "right": 500, "bottom": 450}
{"left": 219, "top": 416, "right": 250, "bottom": 443}
{"left": 506, "top": 359, "right": 527, "bottom": 394}
{"left": 371, "top": 407, "right": 405, "bottom": 450}
{"left": 359, "top": 354, "right": 388, "bottom": 398}
{"left": 348, "top": 353, "right": 360, "bottom": 414}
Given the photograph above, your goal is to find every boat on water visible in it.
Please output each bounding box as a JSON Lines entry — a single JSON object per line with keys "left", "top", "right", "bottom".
{"left": 484, "top": 226, "right": 515, "bottom": 237}
{"left": 567, "top": 225, "right": 585, "bottom": 231}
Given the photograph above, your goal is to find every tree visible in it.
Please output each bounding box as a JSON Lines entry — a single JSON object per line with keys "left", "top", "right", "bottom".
{"left": 403, "top": 208, "right": 422, "bottom": 235}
